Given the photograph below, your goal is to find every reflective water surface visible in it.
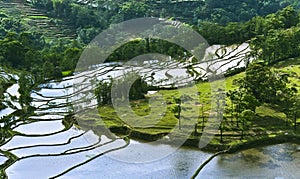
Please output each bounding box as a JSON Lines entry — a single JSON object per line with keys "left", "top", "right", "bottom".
{"left": 199, "top": 143, "right": 300, "bottom": 179}
{"left": 0, "top": 44, "right": 299, "bottom": 178}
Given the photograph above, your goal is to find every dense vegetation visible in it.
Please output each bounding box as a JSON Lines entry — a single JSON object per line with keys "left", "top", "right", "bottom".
{"left": 0, "top": 0, "right": 299, "bottom": 80}
{"left": 30, "top": 0, "right": 299, "bottom": 25}
{"left": 25, "top": 0, "right": 300, "bottom": 44}
{"left": 199, "top": 6, "right": 300, "bottom": 45}
{"left": 95, "top": 73, "right": 149, "bottom": 105}
{"left": 226, "top": 62, "right": 299, "bottom": 140}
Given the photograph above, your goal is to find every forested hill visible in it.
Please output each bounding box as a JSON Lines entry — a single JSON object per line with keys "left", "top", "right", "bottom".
{"left": 26, "top": 0, "right": 300, "bottom": 43}
{"left": 2, "top": 0, "right": 299, "bottom": 44}
{"left": 29, "top": 0, "right": 300, "bottom": 24}
{"left": 0, "top": 0, "right": 300, "bottom": 81}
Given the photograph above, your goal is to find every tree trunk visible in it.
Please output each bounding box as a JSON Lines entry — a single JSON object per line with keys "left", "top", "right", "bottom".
{"left": 220, "top": 124, "right": 223, "bottom": 143}
{"left": 241, "top": 118, "right": 245, "bottom": 140}
{"left": 202, "top": 104, "right": 205, "bottom": 131}
{"left": 294, "top": 113, "right": 297, "bottom": 132}
{"left": 231, "top": 103, "right": 234, "bottom": 123}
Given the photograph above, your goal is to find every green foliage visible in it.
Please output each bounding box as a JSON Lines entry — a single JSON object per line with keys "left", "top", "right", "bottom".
{"left": 0, "top": 15, "right": 24, "bottom": 34}
{"left": 199, "top": 6, "right": 300, "bottom": 45}
{"left": 251, "top": 26, "right": 300, "bottom": 64}
{"left": 227, "top": 88, "right": 260, "bottom": 113}
{"left": 0, "top": 39, "right": 25, "bottom": 68}
{"left": 227, "top": 61, "right": 299, "bottom": 135}
{"left": 204, "top": 0, "right": 299, "bottom": 24}
{"left": 243, "top": 63, "right": 294, "bottom": 104}
{"left": 0, "top": 12, "right": 81, "bottom": 79}
{"left": 119, "top": 0, "right": 150, "bottom": 21}
{"left": 172, "top": 97, "right": 181, "bottom": 117}
{"left": 106, "top": 38, "right": 188, "bottom": 62}
{"left": 26, "top": 0, "right": 300, "bottom": 43}
{"left": 95, "top": 79, "right": 112, "bottom": 105}
{"left": 240, "top": 109, "right": 255, "bottom": 139}
{"left": 18, "top": 72, "right": 34, "bottom": 107}
{"left": 51, "top": 0, "right": 72, "bottom": 18}
{"left": 95, "top": 73, "right": 149, "bottom": 106}
{"left": 128, "top": 75, "right": 149, "bottom": 100}
{"left": 61, "top": 47, "right": 82, "bottom": 70}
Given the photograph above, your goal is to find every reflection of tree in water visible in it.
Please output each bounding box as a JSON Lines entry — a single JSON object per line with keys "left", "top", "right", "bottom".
{"left": 261, "top": 144, "right": 295, "bottom": 162}
{"left": 172, "top": 148, "right": 199, "bottom": 178}
{"left": 259, "top": 159, "right": 281, "bottom": 169}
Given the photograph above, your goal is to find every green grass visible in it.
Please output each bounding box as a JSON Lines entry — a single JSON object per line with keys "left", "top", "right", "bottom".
{"left": 27, "top": 15, "right": 48, "bottom": 19}
{"left": 273, "top": 58, "right": 300, "bottom": 92}
{"left": 77, "top": 58, "right": 300, "bottom": 151}
{"left": 62, "top": 70, "right": 73, "bottom": 77}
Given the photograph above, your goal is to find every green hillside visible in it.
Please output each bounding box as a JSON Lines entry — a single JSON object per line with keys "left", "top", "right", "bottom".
{"left": 0, "top": 1, "right": 76, "bottom": 39}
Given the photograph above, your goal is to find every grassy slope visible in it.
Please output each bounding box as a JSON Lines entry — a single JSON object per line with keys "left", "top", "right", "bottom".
{"left": 77, "top": 58, "right": 300, "bottom": 151}
{"left": 0, "top": 1, "right": 76, "bottom": 39}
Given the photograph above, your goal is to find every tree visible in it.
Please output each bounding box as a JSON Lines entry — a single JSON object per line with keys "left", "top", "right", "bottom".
{"left": 77, "top": 27, "right": 101, "bottom": 44}
{"left": 95, "top": 79, "right": 112, "bottom": 105}
{"left": 172, "top": 97, "right": 182, "bottom": 130}
{"left": 42, "top": 61, "right": 55, "bottom": 79}
{"left": 290, "top": 97, "right": 300, "bottom": 131}
{"left": 242, "top": 62, "right": 289, "bottom": 104}
{"left": 240, "top": 109, "right": 255, "bottom": 139}
{"left": 227, "top": 87, "right": 259, "bottom": 128}
{"left": 18, "top": 72, "right": 34, "bottom": 109}
{"left": 61, "top": 47, "right": 81, "bottom": 71}
{"left": 215, "top": 89, "right": 225, "bottom": 143}
{"left": 277, "top": 6, "right": 299, "bottom": 28}
{"left": 283, "top": 95, "right": 300, "bottom": 130}
{"left": 129, "top": 76, "right": 148, "bottom": 100}
{"left": 0, "top": 37, "right": 26, "bottom": 68}
{"left": 229, "top": 62, "right": 299, "bottom": 133}
{"left": 119, "top": 1, "right": 150, "bottom": 20}
{"left": 52, "top": 0, "right": 72, "bottom": 18}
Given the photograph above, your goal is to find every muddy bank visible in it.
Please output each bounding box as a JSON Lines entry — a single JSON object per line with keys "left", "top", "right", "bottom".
{"left": 82, "top": 124, "right": 300, "bottom": 153}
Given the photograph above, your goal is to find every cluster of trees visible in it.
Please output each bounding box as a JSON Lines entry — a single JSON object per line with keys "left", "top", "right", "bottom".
{"left": 225, "top": 62, "right": 299, "bottom": 140}
{"left": 0, "top": 31, "right": 82, "bottom": 80}
{"left": 252, "top": 27, "right": 300, "bottom": 64}
{"left": 0, "top": 10, "right": 83, "bottom": 81}
{"left": 95, "top": 73, "right": 149, "bottom": 106}
{"left": 107, "top": 38, "right": 188, "bottom": 62}
{"left": 197, "top": 0, "right": 299, "bottom": 24}
{"left": 198, "top": 6, "right": 300, "bottom": 45}
{"left": 117, "top": 0, "right": 298, "bottom": 24}
{"left": 18, "top": 72, "right": 35, "bottom": 113}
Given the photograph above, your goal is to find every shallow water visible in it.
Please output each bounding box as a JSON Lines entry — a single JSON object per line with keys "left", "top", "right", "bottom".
{"left": 198, "top": 143, "right": 300, "bottom": 179}
{"left": 0, "top": 44, "right": 298, "bottom": 178}
{"left": 60, "top": 141, "right": 212, "bottom": 179}
{"left": 0, "top": 156, "right": 7, "bottom": 165}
